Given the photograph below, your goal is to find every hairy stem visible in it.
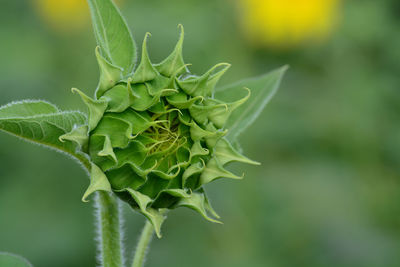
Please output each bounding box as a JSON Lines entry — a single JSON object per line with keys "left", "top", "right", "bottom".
{"left": 132, "top": 221, "right": 154, "bottom": 267}
{"left": 96, "top": 191, "right": 124, "bottom": 267}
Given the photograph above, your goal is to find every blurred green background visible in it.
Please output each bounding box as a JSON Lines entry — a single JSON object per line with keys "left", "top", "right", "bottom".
{"left": 1, "top": 0, "right": 400, "bottom": 266}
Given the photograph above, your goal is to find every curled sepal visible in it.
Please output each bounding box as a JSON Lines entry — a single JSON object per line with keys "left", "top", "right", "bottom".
{"left": 72, "top": 88, "right": 107, "bottom": 131}
{"left": 189, "top": 121, "right": 227, "bottom": 142}
{"left": 152, "top": 188, "right": 192, "bottom": 208}
{"left": 189, "top": 103, "right": 226, "bottom": 125}
{"left": 176, "top": 192, "right": 222, "bottom": 224}
{"left": 190, "top": 141, "right": 209, "bottom": 158}
{"left": 207, "top": 88, "right": 251, "bottom": 129}
{"left": 176, "top": 75, "right": 208, "bottom": 97}
{"left": 125, "top": 188, "right": 166, "bottom": 238}
{"left": 146, "top": 75, "right": 175, "bottom": 96}
{"left": 131, "top": 33, "right": 158, "bottom": 84}
{"left": 155, "top": 24, "right": 187, "bottom": 77}
{"left": 89, "top": 135, "right": 117, "bottom": 171}
{"left": 82, "top": 163, "right": 112, "bottom": 202}
{"left": 199, "top": 158, "right": 243, "bottom": 186}
{"left": 92, "top": 114, "right": 135, "bottom": 149}
{"left": 177, "top": 63, "right": 230, "bottom": 97}
{"left": 59, "top": 125, "right": 89, "bottom": 152}
{"left": 130, "top": 84, "right": 163, "bottom": 111}
{"left": 114, "top": 140, "right": 148, "bottom": 167}
{"left": 182, "top": 159, "right": 205, "bottom": 187}
{"left": 158, "top": 188, "right": 191, "bottom": 199}
{"left": 152, "top": 165, "right": 181, "bottom": 180}
{"left": 95, "top": 46, "right": 124, "bottom": 99}
{"left": 204, "top": 123, "right": 225, "bottom": 148}
{"left": 166, "top": 92, "right": 203, "bottom": 109}
{"left": 214, "top": 138, "right": 260, "bottom": 166}
{"left": 98, "top": 135, "right": 117, "bottom": 163}
{"left": 101, "top": 83, "right": 138, "bottom": 112}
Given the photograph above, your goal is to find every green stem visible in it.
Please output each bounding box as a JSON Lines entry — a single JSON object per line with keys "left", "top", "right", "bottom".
{"left": 96, "top": 191, "right": 124, "bottom": 267}
{"left": 132, "top": 220, "right": 154, "bottom": 267}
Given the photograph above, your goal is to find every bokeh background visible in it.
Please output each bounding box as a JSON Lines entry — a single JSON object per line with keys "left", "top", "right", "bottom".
{"left": 1, "top": 0, "right": 400, "bottom": 266}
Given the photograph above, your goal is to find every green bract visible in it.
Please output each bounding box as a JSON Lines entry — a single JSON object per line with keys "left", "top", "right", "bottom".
{"left": 62, "top": 27, "right": 259, "bottom": 237}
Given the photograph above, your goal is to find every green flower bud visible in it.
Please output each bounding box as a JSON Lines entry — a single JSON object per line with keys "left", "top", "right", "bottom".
{"left": 63, "top": 25, "right": 259, "bottom": 237}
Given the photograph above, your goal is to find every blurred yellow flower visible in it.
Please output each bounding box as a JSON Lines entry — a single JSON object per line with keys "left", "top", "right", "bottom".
{"left": 33, "top": 0, "right": 89, "bottom": 32}
{"left": 237, "top": 0, "right": 340, "bottom": 48}
{"left": 33, "top": 0, "right": 123, "bottom": 33}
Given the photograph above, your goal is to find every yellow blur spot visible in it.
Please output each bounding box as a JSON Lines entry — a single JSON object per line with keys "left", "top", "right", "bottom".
{"left": 33, "top": 0, "right": 89, "bottom": 32}
{"left": 238, "top": 0, "right": 340, "bottom": 48}
{"left": 33, "top": 0, "right": 123, "bottom": 33}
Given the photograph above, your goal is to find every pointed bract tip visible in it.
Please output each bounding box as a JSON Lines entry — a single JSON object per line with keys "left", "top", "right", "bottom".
{"left": 281, "top": 64, "right": 290, "bottom": 71}
{"left": 141, "top": 33, "right": 152, "bottom": 56}
{"left": 95, "top": 46, "right": 101, "bottom": 56}
{"left": 242, "top": 87, "right": 251, "bottom": 99}
{"left": 177, "top": 24, "right": 184, "bottom": 42}
{"left": 208, "top": 63, "right": 231, "bottom": 74}
{"left": 144, "top": 32, "right": 152, "bottom": 42}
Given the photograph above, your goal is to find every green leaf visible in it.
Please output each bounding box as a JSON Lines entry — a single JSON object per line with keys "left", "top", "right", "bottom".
{"left": 0, "top": 100, "right": 89, "bottom": 168}
{"left": 87, "top": 0, "right": 136, "bottom": 75}
{"left": 214, "top": 65, "right": 288, "bottom": 141}
{"left": 0, "top": 252, "right": 32, "bottom": 267}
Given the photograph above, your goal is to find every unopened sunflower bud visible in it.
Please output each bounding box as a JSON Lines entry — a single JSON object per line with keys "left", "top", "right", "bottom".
{"left": 62, "top": 25, "right": 259, "bottom": 238}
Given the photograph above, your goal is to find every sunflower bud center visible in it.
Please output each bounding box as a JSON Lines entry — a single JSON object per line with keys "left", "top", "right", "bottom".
{"left": 144, "top": 110, "right": 184, "bottom": 155}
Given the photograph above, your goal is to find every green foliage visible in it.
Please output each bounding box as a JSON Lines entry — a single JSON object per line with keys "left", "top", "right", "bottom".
{"left": 87, "top": 0, "right": 136, "bottom": 76}
{"left": 215, "top": 66, "right": 288, "bottom": 142}
{"left": 0, "top": 252, "right": 32, "bottom": 267}
{"left": 0, "top": 100, "right": 89, "bottom": 168}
